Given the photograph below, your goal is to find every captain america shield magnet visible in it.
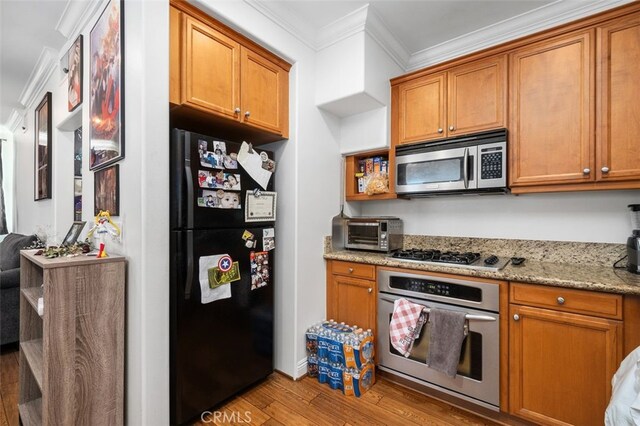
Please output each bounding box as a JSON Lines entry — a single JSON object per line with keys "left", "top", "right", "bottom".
{"left": 218, "top": 255, "right": 233, "bottom": 272}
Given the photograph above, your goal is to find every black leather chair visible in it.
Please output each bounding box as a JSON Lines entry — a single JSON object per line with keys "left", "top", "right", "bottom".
{"left": 0, "top": 233, "right": 37, "bottom": 345}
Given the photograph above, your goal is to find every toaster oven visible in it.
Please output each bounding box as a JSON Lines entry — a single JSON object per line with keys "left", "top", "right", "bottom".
{"left": 345, "top": 217, "right": 403, "bottom": 253}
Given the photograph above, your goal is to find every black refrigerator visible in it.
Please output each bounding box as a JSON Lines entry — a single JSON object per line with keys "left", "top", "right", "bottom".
{"left": 170, "top": 129, "right": 275, "bottom": 425}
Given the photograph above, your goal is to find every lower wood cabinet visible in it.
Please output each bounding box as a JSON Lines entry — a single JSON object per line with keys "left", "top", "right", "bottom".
{"left": 326, "top": 260, "right": 377, "bottom": 334}
{"left": 509, "top": 283, "right": 623, "bottom": 426}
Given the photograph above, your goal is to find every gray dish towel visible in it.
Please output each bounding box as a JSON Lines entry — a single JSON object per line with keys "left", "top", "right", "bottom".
{"left": 425, "top": 308, "right": 467, "bottom": 377}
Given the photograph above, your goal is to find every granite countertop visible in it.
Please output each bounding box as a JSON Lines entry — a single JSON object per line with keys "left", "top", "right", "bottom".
{"left": 324, "top": 249, "right": 640, "bottom": 296}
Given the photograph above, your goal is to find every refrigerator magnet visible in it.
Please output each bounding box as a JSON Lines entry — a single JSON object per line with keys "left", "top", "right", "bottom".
{"left": 237, "top": 142, "right": 272, "bottom": 189}
{"left": 263, "top": 228, "right": 275, "bottom": 251}
{"left": 217, "top": 255, "right": 233, "bottom": 272}
{"left": 199, "top": 150, "right": 224, "bottom": 170}
{"left": 198, "top": 189, "right": 241, "bottom": 209}
{"left": 223, "top": 153, "right": 238, "bottom": 169}
{"left": 250, "top": 251, "right": 269, "bottom": 290}
{"left": 198, "top": 170, "right": 241, "bottom": 191}
{"left": 245, "top": 191, "right": 277, "bottom": 222}
{"left": 241, "top": 230, "right": 255, "bottom": 241}
{"left": 209, "top": 262, "right": 241, "bottom": 287}
{"left": 199, "top": 255, "right": 232, "bottom": 304}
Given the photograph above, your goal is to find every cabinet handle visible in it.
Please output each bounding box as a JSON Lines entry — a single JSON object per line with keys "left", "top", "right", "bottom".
{"left": 245, "top": 111, "right": 251, "bottom": 118}
{"left": 449, "top": 125, "right": 455, "bottom": 131}
{"left": 583, "top": 168, "right": 590, "bottom": 175}
{"left": 234, "top": 107, "right": 241, "bottom": 114}
{"left": 557, "top": 296, "right": 565, "bottom": 305}
{"left": 601, "top": 166, "right": 610, "bottom": 173}
{"left": 368, "top": 288, "right": 373, "bottom": 293}
{"left": 438, "top": 128, "right": 443, "bottom": 133}
{"left": 348, "top": 268, "right": 354, "bottom": 273}
{"left": 513, "top": 314, "right": 520, "bottom": 321}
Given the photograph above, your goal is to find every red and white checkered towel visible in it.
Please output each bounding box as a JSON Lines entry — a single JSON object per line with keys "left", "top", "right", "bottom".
{"left": 389, "top": 298, "right": 427, "bottom": 357}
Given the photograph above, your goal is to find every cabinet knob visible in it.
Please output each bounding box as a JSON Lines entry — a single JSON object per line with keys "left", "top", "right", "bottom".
{"left": 583, "top": 168, "right": 590, "bottom": 175}
{"left": 348, "top": 268, "right": 354, "bottom": 273}
{"left": 601, "top": 166, "right": 610, "bottom": 173}
{"left": 557, "top": 296, "right": 565, "bottom": 305}
{"left": 234, "top": 107, "right": 241, "bottom": 114}
{"left": 449, "top": 125, "right": 455, "bottom": 131}
{"left": 438, "top": 128, "right": 443, "bottom": 133}
{"left": 513, "top": 314, "right": 520, "bottom": 321}
{"left": 368, "top": 288, "right": 373, "bottom": 293}
{"left": 244, "top": 111, "right": 251, "bottom": 118}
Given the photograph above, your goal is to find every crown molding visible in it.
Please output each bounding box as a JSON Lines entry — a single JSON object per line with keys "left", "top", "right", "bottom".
{"left": 18, "top": 47, "right": 59, "bottom": 111}
{"left": 316, "top": 4, "right": 368, "bottom": 50}
{"left": 243, "top": 0, "right": 317, "bottom": 51}
{"left": 56, "top": 0, "right": 107, "bottom": 60}
{"left": 407, "top": 0, "right": 634, "bottom": 71}
{"left": 6, "top": 109, "right": 24, "bottom": 134}
{"left": 364, "top": 7, "right": 410, "bottom": 71}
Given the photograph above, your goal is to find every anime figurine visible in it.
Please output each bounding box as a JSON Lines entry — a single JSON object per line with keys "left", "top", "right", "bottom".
{"left": 86, "top": 210, "right": 121, "bottom": 258}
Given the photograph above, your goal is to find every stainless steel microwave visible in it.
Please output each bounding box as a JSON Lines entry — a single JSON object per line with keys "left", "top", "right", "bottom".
{"left": 395, "top": 129, "right": 508, "bottom": 196}
{"left": 345, "top": 217, "right": 403, "bottom": 253}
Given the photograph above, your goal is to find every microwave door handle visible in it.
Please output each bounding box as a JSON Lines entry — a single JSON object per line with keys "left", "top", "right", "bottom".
{"left": 463, "top": 147, "right": 469, "bottom": 189}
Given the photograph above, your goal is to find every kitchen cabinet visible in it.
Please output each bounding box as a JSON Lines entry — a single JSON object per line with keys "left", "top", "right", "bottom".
{"left": 344, "top": 148, "right": 397, "bottom": 201}
{"left": 509, "top": 283, "right": 622, "bottom": 426}
{"left": 509, "top": 30, "right": 595, "bottom": 189}
{"left": 597, "top": 13, "right": 640, "bottom": 183}
{"left": 170, "top": 1, "right": 290, "bottom": 141}
{"left": 394, "top": 54, "right": 506, "bottom": 145}
{"left": 326, "top": 261, "right": 377, "bottom": 334}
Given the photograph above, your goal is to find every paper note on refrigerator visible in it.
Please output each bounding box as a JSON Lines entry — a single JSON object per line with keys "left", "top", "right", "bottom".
{"left": 199, "top": 254, "right": 232, "bottom": 304}
{"left": 237, "top": 142, "right": 272, "bottom": 190}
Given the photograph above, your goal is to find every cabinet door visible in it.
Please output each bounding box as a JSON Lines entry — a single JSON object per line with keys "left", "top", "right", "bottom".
{"left": 597, "top": 14, "right": 640, "bottom": 182}
{"left": 170, "top": 6, "right": 181, "bottom": 105}
{"left": 240, "top": 47, "right": 288, "bottom": 136}
{"left": 398, "top": 73, "right": 446, "bottom": 144}
{"left": 327, "top": 274, "right": 376, "bottom": 333}
{"left": 509, "top": 305, "right": 622, "bottom": 426}
{"left": 509, "top": 31, "right": 595, "bottom": 187}
{"left": 183, "top": 15, "right": 240, "bottom": 119}
{"left": 447, "top": 55, "right": 506, "bottom": 136}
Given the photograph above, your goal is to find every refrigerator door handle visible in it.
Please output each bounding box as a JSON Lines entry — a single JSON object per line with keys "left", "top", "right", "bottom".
{"left": 185, "top": 159, "right": 194, "bottom": 229}
{"left": 185, "top": 231, "right": 194, "bottom": 300}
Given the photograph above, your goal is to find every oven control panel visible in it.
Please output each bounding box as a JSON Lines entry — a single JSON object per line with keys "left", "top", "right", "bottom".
{"left": 390, "top": 277, "right": 482, "bottom": 302}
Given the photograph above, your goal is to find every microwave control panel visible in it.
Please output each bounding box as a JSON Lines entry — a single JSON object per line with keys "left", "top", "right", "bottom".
{"left": 480, "top": 147, "right": 503, "bottom": 180}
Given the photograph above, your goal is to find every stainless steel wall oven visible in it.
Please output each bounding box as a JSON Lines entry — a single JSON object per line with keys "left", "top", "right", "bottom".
{"left": 377, "top": 269, "right": 500, "bottom": 410}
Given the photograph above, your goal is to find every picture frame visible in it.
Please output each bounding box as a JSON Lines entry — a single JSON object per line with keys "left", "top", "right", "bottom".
{"left": 94, "top": 164, "right": 120, "bottom": 216}
{"left": 61, "top": 221, "right": 86, "bottom": 247}
{"left": 34, "top": 92, "right": 52, "bottom": 201}
{"left": 67, "top": 35, "right": 83, "bottom": 112}
{"left": 89, "top": 0, "right": 124, "bottom": 171}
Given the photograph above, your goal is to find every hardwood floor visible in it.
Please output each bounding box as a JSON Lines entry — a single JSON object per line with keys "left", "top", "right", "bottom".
{"left": 0, "top": 343, "right": 498, "bottom": 425}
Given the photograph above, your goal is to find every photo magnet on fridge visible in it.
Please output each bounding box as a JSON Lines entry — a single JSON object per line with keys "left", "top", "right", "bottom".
{"left": 250, "top": 251, "right": 269, "bottom": 290}
{"left": 198, "top": 170, "right": 241, "bottom": 190}
{"left": 263, "top": 228, "right": 275, "bottom": 251}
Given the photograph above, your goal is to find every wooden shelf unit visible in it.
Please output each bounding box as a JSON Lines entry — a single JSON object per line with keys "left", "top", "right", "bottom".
{"left": 345, "top": 148, "right": 397, "bottom": 201}
{"left": 19, "top": 250, "right": 126, "bottom": 426}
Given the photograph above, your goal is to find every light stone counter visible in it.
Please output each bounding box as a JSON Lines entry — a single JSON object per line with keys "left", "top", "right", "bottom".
{"left": 324, "top": 236, "right": 640, "bottom": 295}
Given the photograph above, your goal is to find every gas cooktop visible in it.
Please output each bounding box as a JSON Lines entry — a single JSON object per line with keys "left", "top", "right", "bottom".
{"left": 387, "top": 249, "right": 510, "bottom": 272}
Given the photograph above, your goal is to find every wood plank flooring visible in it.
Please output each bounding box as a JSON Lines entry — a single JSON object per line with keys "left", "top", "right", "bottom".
{"left": 1, "top": 343, "right": 498, "bottom": 425}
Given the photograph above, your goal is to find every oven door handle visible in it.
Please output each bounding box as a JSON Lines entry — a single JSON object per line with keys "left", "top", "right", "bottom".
{"left": 378, "top": 295, "right": 496, "bottom": 322}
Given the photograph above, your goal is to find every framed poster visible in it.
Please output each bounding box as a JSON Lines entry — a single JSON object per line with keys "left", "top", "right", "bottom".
{"left": 34, "top": 92, "right": 52, "bottom": 201}
{"left": 68, "top": 35, "right": 83, "bottom": 112}
{"left": 94, "top": 164, "right": 119, "bottom": 216}
{"left": 89, "top": 0, "right": 124, "bottom": 171}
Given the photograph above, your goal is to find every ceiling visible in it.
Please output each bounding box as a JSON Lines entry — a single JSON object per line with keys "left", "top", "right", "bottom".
{"left": 0, "top": 0, "right": 628, "bottom": 128}
{"left": 0, "top": 0, "right": 67, "bottom": 126}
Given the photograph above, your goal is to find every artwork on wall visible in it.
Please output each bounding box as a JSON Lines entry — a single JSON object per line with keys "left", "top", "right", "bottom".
{"left": 68, "top": 35, "right": 83, "bottom": 112}
{"left": 89, "top": 0, "right": 124, "bottom": 171}
{"left": 74, "top": 127, "right": 82, "bottom": 221}
{"left": 74, "top": 178, "right": 83, "bottom": 221}
{"left": 94, "top": 164, "right": 119, "bottom": 216}
{"left": 34, "top": 92, "right": 52, "bottom": 201}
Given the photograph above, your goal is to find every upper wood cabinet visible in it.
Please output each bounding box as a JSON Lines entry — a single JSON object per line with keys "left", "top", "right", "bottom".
{"left": 170, "top": 2, "right": 290, "bottom": 140}
{"left": 597, "top": 14, "right": 640, "bottom": 182}
{"left": 394, "top": 54, "right": 506, "bottom": 145}
{"left": 509, "top": 30, "right": 595, "bottom": 188}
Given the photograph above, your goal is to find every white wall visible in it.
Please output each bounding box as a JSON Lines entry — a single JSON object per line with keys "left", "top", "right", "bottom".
{"left": 361, "top": 190, "right": 640, "bottom": 244}
{"left": 11, "top": 1, "right": 170, "bottom": 424}
{"left": 0, "top": 128, "right": 15, "bottom": 233}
